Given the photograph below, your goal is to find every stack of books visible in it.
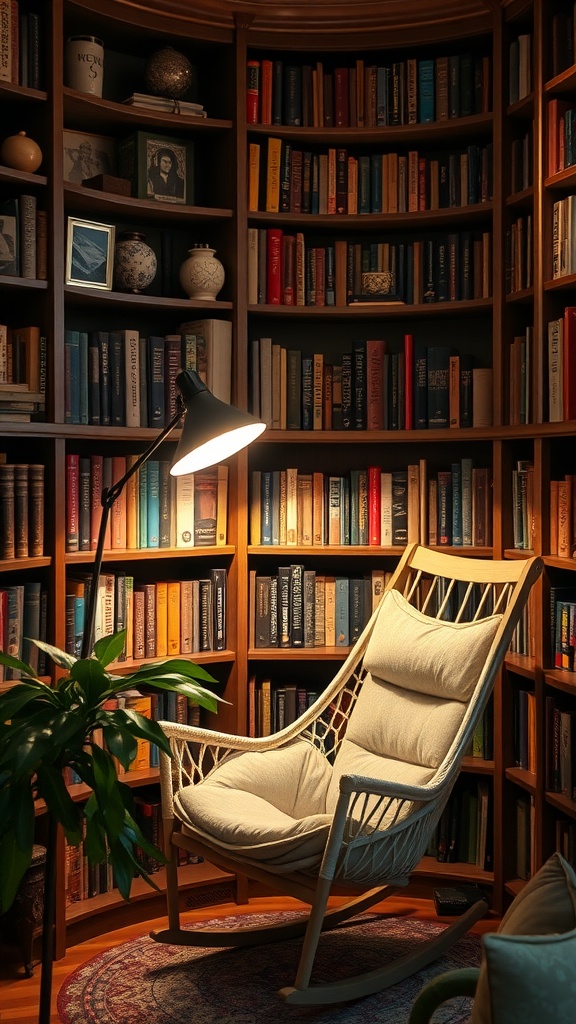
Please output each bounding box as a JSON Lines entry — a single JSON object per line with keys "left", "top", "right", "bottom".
{"left": 122, "top": 93, "right": 207, "bottom": 117}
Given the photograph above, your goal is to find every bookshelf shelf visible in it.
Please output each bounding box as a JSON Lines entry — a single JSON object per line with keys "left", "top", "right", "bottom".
{"left": 247, "top": 204, "right": 493, "bottom": 230}
{"left": 0, "top": 166, "right": 49, "bottom": 186}
{"left": 63, "top": 88, "right": 234, "bottom": 133}
{"left": 504, "top": 766, "right": 536, "bottom": 795}
{"left": 247, "top": 113, "right": 494, "bottom": 145}
{"left": 247, "top": 298, "right": 493, "bottom": 319}
{"left": 63, "top": 183, "right": 234, "bottom": 224}
{"left": 542, "top": 670, "right": 576, "bottom": 697}
{"left": 63, "top": 285, "right": 234, "bottom": 310}
{"left": 249, "top": 647, "right": 349, "bottom": 660}
{"left": 547, "top": 791, "right": 576, "bottom": 819}
{"left": 65, "top": 546, "right": 236, "bottom": 564}
{"left": 544, "top": 63, "right": 576, "bottom": 97}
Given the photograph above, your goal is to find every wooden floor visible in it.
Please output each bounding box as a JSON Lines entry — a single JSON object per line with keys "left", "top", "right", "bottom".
{"left": 0, "top": 894, "right": 497, "bottom": 1024}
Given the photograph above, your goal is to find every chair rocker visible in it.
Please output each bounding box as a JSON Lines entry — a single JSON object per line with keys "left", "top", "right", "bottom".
{"left": 151, "top": 543, "right": 542, "bottom": 1005}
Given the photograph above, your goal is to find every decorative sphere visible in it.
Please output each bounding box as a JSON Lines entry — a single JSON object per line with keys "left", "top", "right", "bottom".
{"left": 145, "top": 47, "right": 193, "bottom": 99}
{"left": 0, "top": 131, "right": 43, "bottom": 172}
{"left": 114, "top": 232, "right": 157, "bottom": 294}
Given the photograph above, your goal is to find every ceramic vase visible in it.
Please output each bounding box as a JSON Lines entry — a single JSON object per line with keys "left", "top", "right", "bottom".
{"left": 114, "top": 232, "right": 157, "bottom": 293}
{"left": 179, "top": 244, "right": 225, "bottom": 300}
{"left": 65, "top": 36, "right": 104, "bottom": 96}
{"left": 0, "top": 131, "right": 42, "bottom": 172}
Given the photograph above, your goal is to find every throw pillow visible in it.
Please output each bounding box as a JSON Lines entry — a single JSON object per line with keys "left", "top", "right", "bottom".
{"left": 470, "top": 852, "right": 576, "bottom": 1024}
{"left": 482, "top": 928, "right": 576, "bottom": 1024}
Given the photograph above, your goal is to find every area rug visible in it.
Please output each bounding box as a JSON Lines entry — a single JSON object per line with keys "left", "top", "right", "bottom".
{"left": 58, "top": 911, "right": 481, "bottom": 1024}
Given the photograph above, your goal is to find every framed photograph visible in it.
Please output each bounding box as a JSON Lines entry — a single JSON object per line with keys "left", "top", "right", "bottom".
{"left": 62, "top": 130, "right": 117, "bottom": 184}
{"left": 0, "top": 212, "right": 18, "bottom": 276}
{"left": 117, "top": 130, "right": 194, "bottom": 206}
{"left": 66, "top": 217, "right": 115, "bottom": 289}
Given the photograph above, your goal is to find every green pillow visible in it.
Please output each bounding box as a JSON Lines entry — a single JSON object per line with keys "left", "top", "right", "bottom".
{"left": 483, "top": 928, "right": 576, "bottom": 1024}
{"left": 470, "top": 852, "right": 576, "bottom": 1023}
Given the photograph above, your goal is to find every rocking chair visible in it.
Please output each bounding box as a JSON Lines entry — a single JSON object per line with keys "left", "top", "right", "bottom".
{"left": 152, "top": 544, "right": 542, "bottom": 1005}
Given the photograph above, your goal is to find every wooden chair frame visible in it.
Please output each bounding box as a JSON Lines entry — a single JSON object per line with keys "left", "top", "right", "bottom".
{"left": 151, "top": 544, "right": 542, "bottom": 1005}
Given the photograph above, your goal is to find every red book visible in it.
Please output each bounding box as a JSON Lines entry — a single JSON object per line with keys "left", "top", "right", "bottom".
{"left": 90, "top": 454, "right": 104, "bottom": 551}
{"left": 260, "top": 59, "right": 273, "bottom": 124}
{"left": 563, "top": 306, "right": 576, "bottom": 421}
{"left": 266, "top": 228, "right": 283, "bottom": 304}
{"left": 366, "top": 339, "right": 386, "bottom": 430}
{"left": 404, "top": 333, "right": 414, "bottom": 429}
{"left": 66, "top": 453, "right": 80, "bottom": 552}
{"left": 368, "top": 465, "right": 381, "bottom": 544}
{"left": 246, "top": 60, "right": 260, "bottom": 123}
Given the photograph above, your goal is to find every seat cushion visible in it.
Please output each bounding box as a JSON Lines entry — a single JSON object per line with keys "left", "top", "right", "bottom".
{"left": 174, "top": 738, "right": 333, "bottom": 871}
{"left": 364, "top": 589, "right": 502, "bottom": 702}
{"left": 470, "top": 852, "right": 576, "bottom": 1024}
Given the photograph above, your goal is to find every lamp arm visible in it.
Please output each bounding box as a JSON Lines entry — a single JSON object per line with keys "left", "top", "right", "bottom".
{"left": 80, "top": 400, "right": 185, "bottom": 658}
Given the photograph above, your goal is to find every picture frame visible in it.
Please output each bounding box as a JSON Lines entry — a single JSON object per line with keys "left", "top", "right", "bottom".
{"left": 117, "top": 130, "right": 194, "bottom": 206}
{"left": 66, "top": 217, "right": 115, "bottom": 290}
{"left": 62, "top": 130, "right": 117, "bottom": 184}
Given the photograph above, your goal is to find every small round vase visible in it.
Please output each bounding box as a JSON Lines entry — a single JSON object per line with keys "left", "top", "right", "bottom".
{"left": 0, "top": 131, "right": 43, "bottom": 172}
{"left": 114, "top": 232, "right": 157, "bottom": 293}
{"left": 145, "top": 46, "right": 193, "bottom": 99}
{"left": 179, "top": 244, "right": 225, "bottom": 300}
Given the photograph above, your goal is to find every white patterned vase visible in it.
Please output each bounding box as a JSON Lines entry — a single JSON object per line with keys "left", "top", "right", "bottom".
{"left": 114, "top": 232, "right": 157, "bottom": 293}
{"left": 179, "top": 244, "right": 225, "bottom": 300}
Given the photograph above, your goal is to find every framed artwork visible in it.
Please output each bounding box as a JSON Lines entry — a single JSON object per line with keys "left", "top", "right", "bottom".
{"left": 66, "top": 217, "right": 115, "bottom": 289}
{"left": 0, "top": 212, "right": 18, "bottom": 276}
{"left": 117, "top": 130, "right": 194, "bottom": 205}
{"left": 62, "top": 130, "right": 117, "bottom": 184}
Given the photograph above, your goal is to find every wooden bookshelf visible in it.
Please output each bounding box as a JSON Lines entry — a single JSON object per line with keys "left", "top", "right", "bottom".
{"left": 2, "top": 0, "right": 576, "bottom": 955}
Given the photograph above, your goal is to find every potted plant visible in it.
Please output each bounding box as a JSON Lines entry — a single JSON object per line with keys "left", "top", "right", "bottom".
{"left": 0, "top": 630, "right": 221, "bottom": 1024}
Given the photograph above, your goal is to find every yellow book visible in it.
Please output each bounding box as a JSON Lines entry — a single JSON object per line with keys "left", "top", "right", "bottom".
{"left": 155, "top": 581, "right": 168, "bottom": 658}
{"left": 167, "top": 581, "right": 181, "bottom": 656}
{"left": 120, "top": 691, "right": 152, "bottom": 771}
{"left": 265, "top": 136, "right": 282, "bottom": 213}
{"left": 324, "top": 577, "right": 336, "bottom": 646}
{"left": 248, "top": 141, "right": 260, "bottom": 211}
{"left": 125, "top": 454, "right": 139, "bottom": 549}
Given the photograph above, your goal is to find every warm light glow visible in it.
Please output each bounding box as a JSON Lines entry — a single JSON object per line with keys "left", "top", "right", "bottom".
{"left": 170, "top": 421, "right": 266, "bottom": 476}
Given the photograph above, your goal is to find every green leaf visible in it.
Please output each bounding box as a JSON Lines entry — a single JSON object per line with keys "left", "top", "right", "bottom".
{"left": 0, "top": 650, "right": 38, "bottom": 678}
{"left": 93, "top": 631, "right": 127, "bottom": 667}
{"left": 111, "top": 709, "right": 172, "bottom": 754}
{"left": 128, "top": 658, "right": 217, "bottom": 686}
{"left": 36, "top": 766, "right": 83, "bottom": 839}
{"left": 67, "top": 657, "right": 110, "bottom": 705}
{"left": 0, "top": 777, "right": 35, "bottom": 852}
{"left": 118, "top": 675, "right": 221, "bottom": 712}
{"left": 0, "top": 682, "right": 56, "bottom": 724}
{"left": 100, "top": 723, "right": 138, "bottom": 771}
{"left": 30, "top": 638, "right": 76, "bottom": 671}
{"left": 89, "top": 745, "right": 127, "bottom": 837}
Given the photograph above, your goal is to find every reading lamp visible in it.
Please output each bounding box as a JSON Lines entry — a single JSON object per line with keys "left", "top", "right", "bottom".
{"left": 81, "top": 369, "right": 266, "bottom": 658}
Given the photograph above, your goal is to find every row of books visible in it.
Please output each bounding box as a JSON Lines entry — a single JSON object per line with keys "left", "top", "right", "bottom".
{"left": 252, "top": 137, "right": 492, "bottom": 216}
{"left": 250, "top": 460, "right": 493, "bottom": 549}
{"left": 504, "top": 213, "right": 532, "bottom": 294}
{"left": 545, "top": 695, "right": 576, "bottom": 801}
{"left": 63, "top": 318, "right": 232, "bottom": 427}
{"left": 65, "top": 455, "right": 228, "bottom": 552}
{"left": 550, "top": 591, "right": 576, "bottom": 675}
{"left": 66, "top": 569, "right": 227, "bottom": 662}
{"left": 0, "top": 581, "right": 47, "bottom": 682}
{"left": 508, "top": 327, "right": 532, "bottom": 427}
{"left": 426, "top": 777, "right": 492, "bottom": 870}
{"left": 0, "top": 459, "right": 44, "bottom": 558}
{"left": 547, "top": 306, "right": 576, "bottom": 423}
{"left": 250, "top": 337, "right": 493, "bottom": 432}
{"left": 246, "top": 51, "right": 491, "bottom": 128}
{"left": 511, "top": 460, "right": 534, "bottom": 552}
{"left": 248, "top": 228, "right": 492, "bottom": 308}
{"left": 552, "top": 195, "right": 576, "bottom": 279}
{"left": 0, "top": 195, "right": 47, "bottom": 281}
{"left": 248, "top": 676, "right": 319, "bottom": 736}
{"left": 548, "top": 98, "right": 576, "bottom": 177}
{"left": 508, "top": 33, "right": 531, "bottom": 105}
{"left": 550, "top": 4, "right": 576, "bottom": 79}
{"left": 550, "top": 475, "right": 576, "bottom": 559}
{"left": 250, "top": 568, "right": 385, "bottom": 651}
{"left": 0, "top": 1, "right": 43, "bottom": 88}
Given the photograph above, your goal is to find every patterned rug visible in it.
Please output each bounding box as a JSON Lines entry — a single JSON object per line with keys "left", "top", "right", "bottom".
{"left": 58, "top": 911, "right": 481, "bottom": 1024}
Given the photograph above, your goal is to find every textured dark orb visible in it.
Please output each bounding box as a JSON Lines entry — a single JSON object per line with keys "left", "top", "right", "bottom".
{"left": 145, "top": 47, "right": 193, "bottom": 99}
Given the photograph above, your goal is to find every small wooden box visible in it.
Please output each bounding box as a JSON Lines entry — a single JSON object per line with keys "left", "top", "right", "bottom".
{"left": 82, "top": 173, "right": 132, "bottom": 196}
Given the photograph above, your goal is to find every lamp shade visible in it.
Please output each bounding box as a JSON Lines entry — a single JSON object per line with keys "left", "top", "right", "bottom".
{"left": 171, "top": 370, "right": 266, "bottom": 476}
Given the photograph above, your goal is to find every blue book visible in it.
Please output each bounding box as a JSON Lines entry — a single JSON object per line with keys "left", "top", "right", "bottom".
{"left": 78, "top": 331, "right": 89, "bottom": 425}
{"left": 146, "top": 460, "right": 160, "bottom": 547}
{"left": 98, "top": 330, "right": 111, "bottom": 426}
{"left": 335, "top": 577, "right": 349, "bottom": 646}
{"left": 418, "top": 58, "right": 435, "bottom": 123}
{"left": 138, "top": 461, "right": 148, "bottom": 549}
{"left": 109, "top": 331, "right": 125, "bottom": 427}
{"left": 147, "top": 335, "right": 165, "bottom": 428}
{"left": 451, "top": 461, "right": 463, "bottom": 546}
{"left": 88, "top": 332, "right": 100, "bottom": 424}
{"left": 64, "top": 329, "right": 80, "bottom": 424}
{"left": 261, "top": 470, "right": 273, "bottom": 545}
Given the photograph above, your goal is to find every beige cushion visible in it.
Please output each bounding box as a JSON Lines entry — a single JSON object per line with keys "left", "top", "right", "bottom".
{"left": 482, "top": 928, "right": 576, "bottom": 1024}
{"left": 470, "top": 852, "right": 576, "bottom": 1024}
{"left": 174, "top": 739, "right": 332, "bottom": 871}
{"left": 364, "top": 589, "right": 502, "bottom": 701}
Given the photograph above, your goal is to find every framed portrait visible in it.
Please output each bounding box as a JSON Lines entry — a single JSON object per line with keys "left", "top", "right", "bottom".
{"left": 0, "top": 211, "right": 18, "bottom": 276}
{"left": 66, "top": 218, "right": 115, "bottom": 290}
{"left": 117, "top": 130, "right": 194, "bottom": 206}
{"left": 62, "top": 130, "right": 117, "bottom": 185}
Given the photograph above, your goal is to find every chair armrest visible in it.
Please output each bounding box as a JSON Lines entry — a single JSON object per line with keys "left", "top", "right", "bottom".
{"left": 407, "top": 967, "right": 480, "bottom": 1024}
{"left": 339, "top": 773, "right": 439, "bottom": 802}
